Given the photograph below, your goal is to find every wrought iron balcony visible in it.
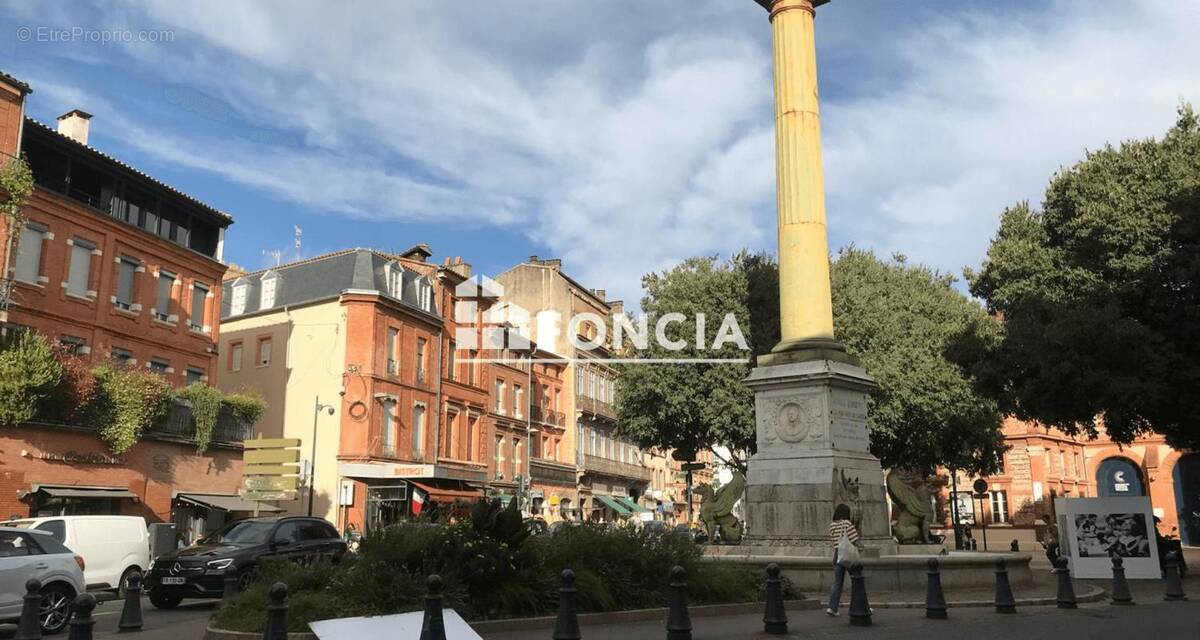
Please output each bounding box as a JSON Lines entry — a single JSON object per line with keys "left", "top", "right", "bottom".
{"left": 530, "top": 405, "right": 565, "bottom": 427}
{"left": 579, "top": 453, "right": 651, "bottom": 481}
{"left": 575, "top": 393, "right": 616, "bottom": 421}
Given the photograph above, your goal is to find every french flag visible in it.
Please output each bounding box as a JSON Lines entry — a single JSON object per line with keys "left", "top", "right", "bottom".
{"left": 411, "top": 487, "right": 427, "bottom": 515}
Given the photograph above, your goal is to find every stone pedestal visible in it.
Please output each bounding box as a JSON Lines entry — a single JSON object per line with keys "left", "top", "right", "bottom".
{"left": 742, "top": 358, "right": 895, "bottom": 556}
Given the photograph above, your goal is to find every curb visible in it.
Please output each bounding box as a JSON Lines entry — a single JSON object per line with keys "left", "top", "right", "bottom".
{"left": 206, "top": 628, "right": 317, "bottom": 640}
{"left": 870, "top": 584, "right": 1106, "bottom": 609}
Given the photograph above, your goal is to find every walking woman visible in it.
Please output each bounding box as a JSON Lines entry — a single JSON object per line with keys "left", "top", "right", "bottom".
{"left": 826, "top": 503, "right": 860, "bottom": 616}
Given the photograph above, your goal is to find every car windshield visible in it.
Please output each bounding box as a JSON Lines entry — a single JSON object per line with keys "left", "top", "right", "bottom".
{"left": 201, "top": 520, "right": 274, "bottom": 545}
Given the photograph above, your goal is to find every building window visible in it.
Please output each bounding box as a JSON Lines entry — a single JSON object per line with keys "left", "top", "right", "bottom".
{"left": 495, "top": 435, "right": 505, "bottom": 479}
{"left": 58, "top": 335, "right": 86, "bottom": 355}
{"left": 495, "top": 380, "right": 505, "bottom": 413}
{"left": 155, "top": 270, "right": 176, "bottom": 321}
{"left": 229, "top": 342, "right": 243, "bottom": 372}
{"left": 386, "top": 328, "right": 399, "bottom": 375}
{"left": 66, "top": 240, "right": 94, "bottom": 297}
{"left": 185, "top": 367, "right": 205, "bottom": 386}
{"left": 466, "top": 351, "right": 476, "bottom": 386}
{"left": 418, "top": 279, "right": 432, "bottom": 312}
{"left": 513, "top": 437, "right": 522, "bottom": 478}
{"left": 14, "top": 223, "right": 48, "bottom": 284}
{"left": 111, "top": 347, "right": 134, "bottom": 367}
{"left": 380, "top": 401, "right": 396, "bottom": 458}
{"left": 411, "top": 404, "right": 425, "bottom": 458}
{"left": 260, "top": 273, "right": 277, "bottom": 309}
{"left": 465, "top": 415, "right": 477, "bottom": 461}
{"left": 443, "top": 411, "right": 458, "bottom": 459}
{"left": 575, "top": 368, "right": 583, "bottom": 395}
{"left": 148, "top": 358, "right": 169, "bottom": 375}
{"left": 447, "top": 342, "right": 456, "bottom": 381}
{"left": 513, "top": 384, "right": 524, "bottom": 417}
{"left": 257, "top": 337, "right": 272, "bottom": 367}
{"left": 190, "top": 282, "right": 208, "bottom": 330}
{"left": 416, "top": 338, "right": 427, "bottom": 382}
{"left": 990, "top": 490, "right": 1009, "bottom": 524}
{"left": 230, "top": 282, "right": 247, "bottom": 315}
{"left": 1075, "top": 452, "right": 1083, "bottom": 479}
{"left": 115, "top": 256, "right": 138, "bottom": 310}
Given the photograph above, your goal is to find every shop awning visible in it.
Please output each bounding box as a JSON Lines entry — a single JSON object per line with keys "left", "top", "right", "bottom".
{"left": 175, "top": 493, "right": 283, "bottom": 513}
{"left": 408, "top": 480, "right": 483, "bottom": 503}
{"left": 595, "top": 495, "right": 633, "bottom": 516}
{"left": 616, "top": 496, "right": 650, "bottom": 513}
{"left": 21, "top": 485, "right": 138, "bottom": 500}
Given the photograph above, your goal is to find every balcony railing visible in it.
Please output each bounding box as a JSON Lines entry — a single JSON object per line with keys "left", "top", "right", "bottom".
{"left": 30, "top": 399, "right": 252, "bottom": 447}
{"left": 531, "top": 406, "right": 565, "bottom": 427}
{"left": 576, "top": 394, "right": 616, "bottom": 421}
{"left": 579, "top": 453, "right": 651, "bottom": 481}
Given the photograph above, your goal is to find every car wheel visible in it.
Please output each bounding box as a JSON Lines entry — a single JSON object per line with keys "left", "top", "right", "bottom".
{"left": 117, "top": 566, "right": 142, "bottom": 599}
{"left": 149, "top": 593, "right": 183, "bottom": 609}
{"left": 237, "top": 568, "right": 256, "bottom": 592}
{"left": 38, "top": 583, "right": 74, "bottom": 635}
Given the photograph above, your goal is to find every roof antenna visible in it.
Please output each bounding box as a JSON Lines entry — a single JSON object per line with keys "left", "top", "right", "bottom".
{"left": 262, "top": 249, "right": 282, "bottom": 267}
{"left": 294, "top": 225, "right": 303, "bottom": 260}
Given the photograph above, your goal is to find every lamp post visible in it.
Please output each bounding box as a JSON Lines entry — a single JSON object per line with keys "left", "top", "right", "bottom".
{"left": 309, "top": 397, "right": 337, "bottom": 517}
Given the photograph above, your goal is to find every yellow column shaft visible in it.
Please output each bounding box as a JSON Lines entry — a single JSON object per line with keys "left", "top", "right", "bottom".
{"left": 770, "top": 0, "right": 835, "bottom": 347}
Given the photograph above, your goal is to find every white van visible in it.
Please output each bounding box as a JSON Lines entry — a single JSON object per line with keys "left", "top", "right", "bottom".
{"left": 9, "top": 516, "right": 150, "bottom": 595}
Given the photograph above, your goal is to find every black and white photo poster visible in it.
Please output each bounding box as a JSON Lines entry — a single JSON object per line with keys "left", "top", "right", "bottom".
{"left": 1056, "top": 496, "right": 1161, "bottom": 579}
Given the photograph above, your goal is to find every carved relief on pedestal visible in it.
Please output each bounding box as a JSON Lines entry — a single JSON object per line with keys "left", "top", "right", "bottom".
{"left": 759, "top": 393, "right": 824, "bottom": 445}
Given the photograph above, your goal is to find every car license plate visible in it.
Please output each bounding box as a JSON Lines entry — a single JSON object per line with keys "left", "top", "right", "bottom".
{"left": 161, "top": 577, "right": 186, "bottom": 585}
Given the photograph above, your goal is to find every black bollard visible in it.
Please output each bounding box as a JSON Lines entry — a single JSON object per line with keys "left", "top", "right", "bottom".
{"left": 1110, "top": 556, "right": 1134, "bottom": 605}
{"left": 263, "top": 583, "right": 289, "bottom": 640}
{"left": 552, "top": 570, "right": 581, "bottom": 640}
{"left": 117, "top": 570, "right": 144, "bottom": 632}
{"left": 222, "top": 569, "right": 240, "bottom": 601}
{"left": 68, "top": 593, "right": 97, "bottom": 640}
{"left": 1010, "top": 539, "right": 1020, "bottom": 552}
{"left": 925, "top": 558, "right": 948, "bottom": 619}
{"left": 419, "top": 575, "right": 447, "bottom": 640}
{"left": 666, "top": 566, "right": 692, "bottom": 640}
{"left": 1054, "top": 556, "right": 1077, "bottom": 609}
{"left": 15, "top": 579, "right": 42, "bottom": 640}
{"left": 762, "top": 563, "right": 787, "bottom": 635}
{"left": 994, "top": 558, "right": 1016, "bottom": 614}
{"left": 1163, "top": 551, "right": 1188, "bottom": 601}
{"left": 847, "top": 563, "right": 872, "bottom": 627}
{"left": 970, "top": 538, "right": 978, "bottom": 551}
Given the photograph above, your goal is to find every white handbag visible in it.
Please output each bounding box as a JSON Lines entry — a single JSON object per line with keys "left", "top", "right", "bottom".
{"left": 836, "top": 531, "right": 860, "bottom": 566}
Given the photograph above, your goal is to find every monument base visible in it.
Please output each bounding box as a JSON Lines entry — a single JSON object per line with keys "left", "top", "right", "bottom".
{"left": 742, "top": 358, "right": 895, "bottom": 556}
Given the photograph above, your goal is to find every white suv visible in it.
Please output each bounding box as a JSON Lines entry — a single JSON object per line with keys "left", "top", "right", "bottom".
{"left": 8, "top": 516, "right": 150, "bottom": 596}
{"left": 0, "top": 527, "right": 87, "bottom": 634}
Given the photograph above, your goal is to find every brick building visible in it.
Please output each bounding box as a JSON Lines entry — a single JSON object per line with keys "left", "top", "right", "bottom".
{"left": 0, "top": 71, "right": 249, "bottom": 530}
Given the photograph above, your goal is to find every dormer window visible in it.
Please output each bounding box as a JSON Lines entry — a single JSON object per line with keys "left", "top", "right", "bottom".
{"left": 418, "top": 277, "right": 433, "bottom": 312}
{"left": 230, "top": 279, "right": 248, "bottom": 315}
{"left": 384, "top": 262, "right": 405, "bottom": 299}
{"left": 260, "top": 272, "right": 278, "bottom": 309}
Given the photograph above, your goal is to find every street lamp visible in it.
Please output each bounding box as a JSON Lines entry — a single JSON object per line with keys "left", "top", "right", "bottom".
{"left": 309, "top": 397, "right": 337, "bottom": 516}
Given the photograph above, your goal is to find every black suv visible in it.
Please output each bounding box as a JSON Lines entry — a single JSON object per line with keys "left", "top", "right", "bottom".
{"left": 145, "top": 516, "right": 346, "bottom": 608}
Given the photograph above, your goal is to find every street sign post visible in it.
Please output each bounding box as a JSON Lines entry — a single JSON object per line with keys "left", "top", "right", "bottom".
{"left": 242, "top": 437, "right": 302, "bottom": 513}
{"left": 973, "top": 478, "right": 990, "bottom": 551}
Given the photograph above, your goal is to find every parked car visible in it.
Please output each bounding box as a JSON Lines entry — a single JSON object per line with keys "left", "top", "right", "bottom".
{"left": 145, "top": 516, "right": 346, "bottom": 609}
{"left": 525, "top": 518, "right": 549, "bottom": 536}
{"left": 8, "top": 516, "right": 149, "bottom": 596}
{"left": 641, "top": 520, "right": 668, "bottom": 535}
{"left": 0, "top": 526, "right": 87, "bottom": 634}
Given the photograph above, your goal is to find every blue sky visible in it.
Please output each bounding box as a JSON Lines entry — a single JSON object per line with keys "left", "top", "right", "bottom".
{"left": 2, "top": 1, "right": 1197, "bottom": 305}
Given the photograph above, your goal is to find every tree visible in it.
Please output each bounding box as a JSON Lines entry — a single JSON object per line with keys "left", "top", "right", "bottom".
{"left": 615, "top": 249, "right": 1005, "bottom": 475}
{"left": 963, "top": 105, "right": 1200, "bottom": 450}
{"left": 613, "top": 257, "right": 756, "bottom": 470}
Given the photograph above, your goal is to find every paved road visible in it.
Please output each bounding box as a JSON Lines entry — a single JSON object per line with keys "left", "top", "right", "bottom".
{"left": 0, "top": 596, "right": 216, "bottom": 640}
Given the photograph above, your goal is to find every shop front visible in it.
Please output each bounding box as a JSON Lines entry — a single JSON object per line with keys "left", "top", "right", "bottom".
{"left": 171, "top": 493, "right": 283, "bottom": 545}
{"left": 339, "top": 461, "right": 485, "bottom": 532}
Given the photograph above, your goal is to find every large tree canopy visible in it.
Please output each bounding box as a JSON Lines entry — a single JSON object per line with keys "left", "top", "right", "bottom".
{"left": 615, "top": 249, "right": 1005, "bottom": 475}
{"left": 964, "top": 106, "right": 1200, "bottom": 450}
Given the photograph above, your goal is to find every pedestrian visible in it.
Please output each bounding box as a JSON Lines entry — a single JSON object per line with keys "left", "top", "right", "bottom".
{"left": 826, "top": 503, "right": 861, "bottom": 617}
{"left": 1042, "top": 520, "right": 1060, "bottom": 572}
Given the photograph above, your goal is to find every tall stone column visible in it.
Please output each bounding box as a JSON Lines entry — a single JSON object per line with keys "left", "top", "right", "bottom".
{"left": 739, "top": 0, "right": 894, "bottom": 555}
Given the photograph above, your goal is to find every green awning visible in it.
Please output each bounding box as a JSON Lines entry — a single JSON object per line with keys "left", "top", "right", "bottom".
{"left": 595, "top": 495, "right": 633, "bottom": 516}
{"left": 616, "top": 496, "right": 650, "bottom": 513}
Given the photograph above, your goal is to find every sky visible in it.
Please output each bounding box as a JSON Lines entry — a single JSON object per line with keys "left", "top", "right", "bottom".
{"left": 2, "top": 1, "right": 1198, "bottom": 307}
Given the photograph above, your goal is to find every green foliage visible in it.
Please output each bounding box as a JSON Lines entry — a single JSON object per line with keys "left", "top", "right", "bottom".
{"left": 180, "top": 383, "right": 223, "bottom": 453}
{"left": 90, "top": 365, "right": 173, "bottom": 454}
{"left": 964, "top": 104, "right": 1200, "bottom": 449}
{"left": 0, "top": 331, "right": 62, "bottom": 426}
{"left": 41, "top": 344, "right": 98, "bottom": 423}
{"left": 0, "top": 154, "right": 34, "bottom": 225}
{"left": 213, "top": 521, "right": 773, "bottom": 632}
{"left": 613, "top": 256, "right": 756, "bottom": 469}
{"left": 224, "top": 389, "right": 266, "bottom": 425}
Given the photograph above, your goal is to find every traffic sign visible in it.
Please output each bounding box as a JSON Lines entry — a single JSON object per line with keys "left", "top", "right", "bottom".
{"left": 241, "top": 435, "right": 302, "bottom": 503}
{"left": 244, "top": 464, "right": 298, "bottom": 476}
{"left": 243, "top": 438, "right": 302, "bottom": 449}
{"left": 681, "top": 462, "right": 706, "bottom": 471}
{"left": 242, "top": 490, "right": 298, "bottom": 502}
{"left": 245, "top": 448, "right": 301, "bottom": 464}
{"left": 244, "top": 476, "right": 299, "bottom": 492}
{"left": 972, "top": 478, "right": 989, "bottom": 497}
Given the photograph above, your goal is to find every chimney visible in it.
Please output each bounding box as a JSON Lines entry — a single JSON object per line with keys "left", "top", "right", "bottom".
{"left": 57, "top": 109, "right": 93, "bottom": 145}
{"left": 591, "top": 289, "right": 606, "bottom": 301}
{"left": 529, "top": 255, "right": 539, "bottom": 264}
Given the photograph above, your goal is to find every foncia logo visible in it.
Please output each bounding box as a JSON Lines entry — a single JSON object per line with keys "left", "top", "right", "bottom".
{"left": 453, "top": 275, "right": 749, "bottom": 365}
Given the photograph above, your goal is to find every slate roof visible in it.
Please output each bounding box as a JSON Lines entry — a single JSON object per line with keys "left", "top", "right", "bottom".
{"left": 0, "top": 69, "right": 32, "bottom": 94}
{"left": 221, "top": 249, "right": 439, "bottom": 321}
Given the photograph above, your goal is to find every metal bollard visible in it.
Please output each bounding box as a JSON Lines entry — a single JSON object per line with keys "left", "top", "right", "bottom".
{"left": 15, "top": 579, "right": 42, "bottom": 640}
{"left": 847, "top": 563, "right": 871, "bottom": 627}
{"left": 994, "top": 558, "right": 1016, "bottom": 614}
{"left": 1054, "top": 557, "right": 1077, "bottom": 609}
{"left": 762, "top": 563, "right": 787, "bottom": 635}
{"left": 1162, "top": 551, "right": 1188, "bottom": 601}
{"left": 665, "top": 566, "right": 692, "bottom": 640}
{"left": 1109, "top": 556, "right": 1133, "bottom": 605}
{"left": 925, "top": 558, "right": 947, "bottom": 619}
{"left": 117, "top": 570, "right": 144, "bottom": 631}
{"left": 263, "top": 583, "right": 289, "bottom": 640}
{"left": 1010, "top": 539, "right": 1020, "bottom": 552}
{"left": 419, "top": 575, "right": 447, "bottom": 640}
{"left": 222, "top": 569, "right": 240, "bottom": 601}
{"left": 68, "top": 593, "right": 97, "bottom": 640}
{"left": 552, "top": 570, "right": 581, "bottom": 640}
